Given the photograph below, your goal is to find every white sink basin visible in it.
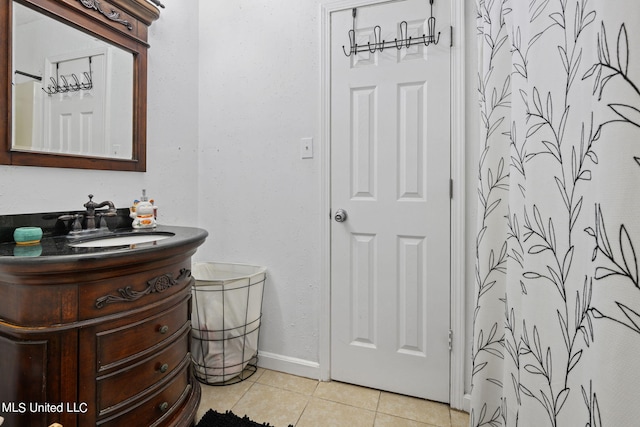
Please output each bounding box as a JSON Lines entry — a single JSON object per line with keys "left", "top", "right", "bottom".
{"left": 70, "top": 233, "right": 174, "bottom": 248}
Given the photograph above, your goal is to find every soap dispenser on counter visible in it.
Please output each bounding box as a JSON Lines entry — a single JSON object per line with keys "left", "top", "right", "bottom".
{"left": 130, "top": 189, "right": 157, "bottom": 229}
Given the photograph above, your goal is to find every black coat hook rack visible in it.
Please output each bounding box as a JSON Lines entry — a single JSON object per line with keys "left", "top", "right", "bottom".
{"left": 342, "top": 0, "right": 440, "bottom": 57}
{"left": 42, "top": 57, "right": 93, "bottom": 96}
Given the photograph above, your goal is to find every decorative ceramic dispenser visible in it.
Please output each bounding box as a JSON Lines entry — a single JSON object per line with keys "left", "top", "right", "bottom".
{"left": 130, "top": 189, "right": 157, "bottom": 228}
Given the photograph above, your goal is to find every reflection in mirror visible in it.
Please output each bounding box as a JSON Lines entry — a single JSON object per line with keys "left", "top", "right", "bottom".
{"left": 12, "top": 2, "right": 134, "bottom": 159}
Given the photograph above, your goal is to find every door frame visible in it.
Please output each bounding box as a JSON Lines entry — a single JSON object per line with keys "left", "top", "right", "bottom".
{"left": 319, "top": 0, "right": 468, "bottom": 410}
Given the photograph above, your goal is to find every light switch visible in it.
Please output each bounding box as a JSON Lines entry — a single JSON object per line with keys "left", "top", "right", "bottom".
{"left": 300, "top": 137, "right": 313, "bottom": 159}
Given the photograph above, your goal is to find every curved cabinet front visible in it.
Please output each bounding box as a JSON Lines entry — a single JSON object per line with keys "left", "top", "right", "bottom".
{"left": 0, "top": 226, "right": 207, "bottom": 427}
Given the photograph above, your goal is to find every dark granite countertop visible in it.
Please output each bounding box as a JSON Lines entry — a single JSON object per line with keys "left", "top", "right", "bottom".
{"left": 0, "top": 210, "right": 208, "bottom": 263}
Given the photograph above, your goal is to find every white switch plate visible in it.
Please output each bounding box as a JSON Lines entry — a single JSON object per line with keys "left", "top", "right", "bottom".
{"left": 300, "top": 137, "right": 313, "bottom": 159}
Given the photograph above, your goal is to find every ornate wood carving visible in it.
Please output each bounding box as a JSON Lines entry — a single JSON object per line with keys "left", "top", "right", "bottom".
{"left": 77, "top": 0, "right": 133, "bottom": 31}
{"left": 95, "top": 268, "right": 191, "bottom": 308}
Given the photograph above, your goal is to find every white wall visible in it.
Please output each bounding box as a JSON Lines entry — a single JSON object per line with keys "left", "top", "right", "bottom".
{"left": 196, "top": 0, "right": 323, "bottom": 367}
{"left": 0, "top": 1, "right": 200, "bottom": 227}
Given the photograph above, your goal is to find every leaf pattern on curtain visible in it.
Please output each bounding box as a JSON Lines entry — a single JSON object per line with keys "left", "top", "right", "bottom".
{"left": 471, "top": 0, "right": 640, "bottom": 426}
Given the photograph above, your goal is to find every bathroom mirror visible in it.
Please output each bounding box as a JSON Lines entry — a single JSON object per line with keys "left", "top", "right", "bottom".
{"left": 0, "top": 0, "right": 160, "bottom": 171}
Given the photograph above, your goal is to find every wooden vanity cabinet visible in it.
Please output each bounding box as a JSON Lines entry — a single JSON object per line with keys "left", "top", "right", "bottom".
{"left": 0, "top": 230, "right": 206, "bottom": 427}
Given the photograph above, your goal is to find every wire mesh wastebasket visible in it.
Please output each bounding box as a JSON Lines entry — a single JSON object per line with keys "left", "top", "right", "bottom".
{"left": 190, "top": 262, "right": 266, "bottom": 385}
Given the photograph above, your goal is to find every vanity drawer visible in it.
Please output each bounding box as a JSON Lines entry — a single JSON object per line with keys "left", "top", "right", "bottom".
{"left": 97, "top": 364, "right": 192, "bottom": 427}
{"left": 96, "top": 301, "right": 189, "bottom": 371}
{"left": 78, "top": 259, "right": 193, "bottom": 320}
{"left": 97, "top": 332, "right": 190, "bottom": 413}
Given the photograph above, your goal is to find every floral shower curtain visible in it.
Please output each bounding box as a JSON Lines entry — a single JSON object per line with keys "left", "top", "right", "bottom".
{"left": 471, "top": 0, "right": 640, "bottom": 426}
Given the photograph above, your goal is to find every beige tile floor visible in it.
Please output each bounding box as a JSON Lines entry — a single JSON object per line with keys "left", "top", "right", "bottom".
{"left": 196, "top": 368, "right": 470, "bottom": 427}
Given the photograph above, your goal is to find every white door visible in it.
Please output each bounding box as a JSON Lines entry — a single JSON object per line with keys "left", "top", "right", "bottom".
{"left": 43, "top": 52, "right": 107, "bottom": 156}
{"left": 330, "top": 0, "right": 451, "bottom": 402}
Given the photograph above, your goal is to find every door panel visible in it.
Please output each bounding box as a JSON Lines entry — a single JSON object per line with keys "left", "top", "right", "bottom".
{"left": 43, "top": 50, "right": 107, "bottom": 156}
{"left": 330, "top": 0, "right": 451, "bottom": 402}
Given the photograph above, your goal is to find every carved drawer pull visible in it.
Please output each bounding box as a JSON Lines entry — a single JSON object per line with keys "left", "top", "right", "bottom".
{"left": 158, "top": 363, "right": 169, "bottom": 373}
{"left": 159, "top": 325, "right": 169, "bottom": 334}
{"left": 159, "top": 401, "right": 169, "bottom": 413}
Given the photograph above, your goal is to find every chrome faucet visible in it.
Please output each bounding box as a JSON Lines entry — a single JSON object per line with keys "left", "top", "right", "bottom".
{"left": 59, "top": 194, "right": 117, "bottom": 235}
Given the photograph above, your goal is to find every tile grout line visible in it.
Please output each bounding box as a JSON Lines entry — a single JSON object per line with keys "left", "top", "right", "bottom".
{"left": 291, "top": 395, "right": 311, "bottom": 427}
{"left": 292, "top": 380, "right": 320, "bottom": 426}
{"left": 370, "top": 389, "right": 382, "bottom": 427}
{"left": 229, "top": 379, "right": 258, "bottom": 414}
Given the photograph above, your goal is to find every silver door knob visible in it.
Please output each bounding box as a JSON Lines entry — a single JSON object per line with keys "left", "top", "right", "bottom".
{"left": 334, "top": 209, "right": 348, "bottom": 222}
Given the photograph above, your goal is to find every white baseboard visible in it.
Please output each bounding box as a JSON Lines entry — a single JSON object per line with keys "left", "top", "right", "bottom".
{"left": 257, "top": 351, "right": 322, "bottom": 381}
{"left": 463, "top": 393, "right": 471, "bottom": 412}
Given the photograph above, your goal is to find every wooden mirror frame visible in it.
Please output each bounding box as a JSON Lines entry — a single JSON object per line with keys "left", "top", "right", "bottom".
{"left": 0, "top": 0, "right": 160, "bottom": 171}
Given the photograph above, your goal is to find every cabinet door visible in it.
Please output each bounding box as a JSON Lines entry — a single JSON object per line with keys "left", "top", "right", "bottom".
{"left": 0, "top": 331, "right": 78, "bottom": 427}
